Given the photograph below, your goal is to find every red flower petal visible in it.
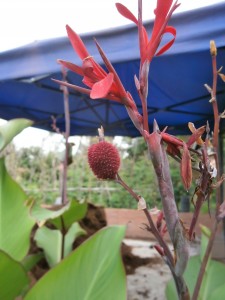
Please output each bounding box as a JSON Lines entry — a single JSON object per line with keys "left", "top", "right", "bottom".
{"left": 180, "top": 143, "right": 192, "bottom": 191}
{"left": 156, "top": 26, "right": 176, "bottom": 56}
{"left": 138, "top": 0, "right": 149, "bottom": 63}
{"left": 153, "top": 0, "right": 173, "bottom": 40}
{"left": 66, "top": 25, "right": 89, "bottom": 60}
{"left": 161, "top": 132, "right": 183, "bottom": 147}
{"left": 147, "top": 0, "right": 179, "bottom": 60}
{"left": 115, "top": 3, "right": 138, "bottom": 25}
{"left": 57, "top": 59, "right": 84, "bottom": 76}
{"left": 52, "top": 78, "right": 91, "bottom": 96}
{"left": 90, "top": 73, "right": 114, "bottom": 99}
{"left": 94, "top": 40, "right": 128, "bottom": 101}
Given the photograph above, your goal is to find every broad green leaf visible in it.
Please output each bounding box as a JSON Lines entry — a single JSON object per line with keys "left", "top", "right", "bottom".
{"left": 21, "top": 253, "right": 44, "bottom": 272}
{"left": 35, "top": 223, "right": 86, "bottom": 267}
{"left": 165, "top": 280, "right": 178, "bottom": 300}
{"left": 25, "top": 226, "right": 126, "bottom": 300}
{"left": 199, "top": 224, "right": 211, "bottom": 238}
{"left": 34, "top": 227, "right": 62, "bottom": 268}
{"left": 30, "top": 201, "right": 71, "bottom": 226}
{"left": 50, "top": 199, "right": 87, "bottom": 230}
{"left": 0, "top": 158, "right": 35, "bottom": 260}
{"left": 0, "top": 118, "right": 33, "bottom": 152}
{"left": 166, "top": 256, "right": 225, "bottom": 299}
{"left": 200, "top": 259, "right": 225, "bottom": 299}
{"left": 0, "top": 250, "right": 29, "bottom": 300}
{"left": 209, "top": 283, "right": 225, "bottom": 300}
{"left": 166, "top": 256, "right": 200, "bottom": 299}
{"left": 184, "top": 255, "right": 201, "bottom": 296}
{"left": 200, "top": 231, "right": 210, "bottom": 262}
{"left": 64, "top": 222, "right": 86, "bottom": 257}
{"left": 199, "top": 225, "right": 211, "bottom": 262}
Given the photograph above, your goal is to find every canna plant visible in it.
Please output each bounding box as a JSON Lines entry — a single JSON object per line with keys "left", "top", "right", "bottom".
{"left": 54, "top": 0, "right": 225, "bottom": 299}
{"left": 0, "top": 118, "right": 127, "bottom": 300}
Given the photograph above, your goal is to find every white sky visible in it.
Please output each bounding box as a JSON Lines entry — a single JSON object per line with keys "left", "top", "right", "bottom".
{"left": 0, "top": 0, "right": 224, "bottom": 52}
{"left": 0, "top": 0, "right": 224, "bottom": 148}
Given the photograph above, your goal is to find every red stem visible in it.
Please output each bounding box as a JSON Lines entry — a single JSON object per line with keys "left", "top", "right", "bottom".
{"left": 192, "top": 48, "right": 221, "bottom": 300}
{"left": 115, "top": 174, "right": 174, "bottom": 265}
{"left": 115, "top": 174, "right": 189, "bottom": 299}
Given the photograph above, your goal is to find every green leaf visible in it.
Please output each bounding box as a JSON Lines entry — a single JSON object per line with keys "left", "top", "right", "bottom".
{"left": 0, "top": 118, "right": 33, "bottom": 152}
{"left": 50, "top": 199, "right": 87, "bottom": 230}
{"left": 30, "top": 201, "right": 71, "bottom": 226}
{"left": 209, "top": 283, "right": 225, "bottom": 300}
{"left": 0, "top": 250, "right": 29, "bottom": 300}
{"left": 166, "top": 256, "right": 225, "bottom": 299}
{"left": 200, "top": 259, "right": 225, "bottom": 299}
{"left": 165, "top": 280, "right": 178, "bottom": 300}
{"left": 166, "top": 256, "right": 201, "bottom": 299}
{"left": 35, "top": 223, "right": 86, "bottom": 267}
{"left": 200, "top": 231, "right": 210, "bottom": 262}
{"left": 25, "top": 226, "right": 126, "bottom": 300}
{"left": 21, "top": 253, "right": 44, "bottom": 272}
{"left": 64, "top": 222, "right": 86, "bottom": 257}
{"left": 0, "top": 158, "right": 35, "bottom": 260}
{"left": 184, "top": 255, "right": 201, "bottom": 296}
{"left": 200, "top": 224, "right": 211, "bottom": 238}
{"left": 34, "top": 227, "right": 62, "bottom": 268}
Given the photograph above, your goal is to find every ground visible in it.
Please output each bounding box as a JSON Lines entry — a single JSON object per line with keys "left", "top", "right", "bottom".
{"left": 124, "top": 239, "right": 200, "bottom": 300}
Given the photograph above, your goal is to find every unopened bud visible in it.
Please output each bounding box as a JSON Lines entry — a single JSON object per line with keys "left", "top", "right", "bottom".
{"left": 210, "top": 40, "right": 217, "bottom": 56}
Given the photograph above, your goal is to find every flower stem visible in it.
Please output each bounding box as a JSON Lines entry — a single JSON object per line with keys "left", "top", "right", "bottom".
{"left": 192, "top": 46, "right": 222, "bottom": 300}
{"left": 61, "top": 67, "right": 70, "bottom": 205}
{"left": 115, "top": 173, "right": 189, "bottom": 299}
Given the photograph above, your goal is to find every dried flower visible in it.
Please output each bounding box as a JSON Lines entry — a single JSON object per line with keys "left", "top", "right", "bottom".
{"left": 88, "top": 141, "right": 120, "bottom": 179}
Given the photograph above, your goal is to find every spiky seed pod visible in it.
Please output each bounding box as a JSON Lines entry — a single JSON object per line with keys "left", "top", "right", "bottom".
{"left": 88, "top": 141, "right": 120, "bottom": 179}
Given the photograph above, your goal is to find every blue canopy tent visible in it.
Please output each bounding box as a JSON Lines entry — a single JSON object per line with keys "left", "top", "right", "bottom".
{"left": 0, "top": 2, "right": 225, "bottom": 137}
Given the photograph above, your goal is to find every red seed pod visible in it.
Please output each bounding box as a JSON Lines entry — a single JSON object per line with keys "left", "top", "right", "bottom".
{"left": 88, "top": 141, "right": 120, "bottom": 179}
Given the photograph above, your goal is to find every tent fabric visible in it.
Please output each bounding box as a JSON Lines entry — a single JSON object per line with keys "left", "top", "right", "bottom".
{"left": 0, "top": 2, "right": 225, "bottom": 137}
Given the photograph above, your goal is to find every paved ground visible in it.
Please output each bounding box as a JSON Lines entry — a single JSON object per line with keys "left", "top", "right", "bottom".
{"left": 124, "top": 239, "right": 200, "bottom": 300}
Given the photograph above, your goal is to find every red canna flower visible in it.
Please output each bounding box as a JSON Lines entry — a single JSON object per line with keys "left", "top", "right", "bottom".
{"left": 116, "top": 0, "right": 180, "bottom": 66}
{"left": 53, "top": 25, "right": 132, "bottom": 106}
{"left": 53, "top": 25, "right": 144, "bottom": 133}
{"left": 88, "top": 141, "right": 120, "bottom": 180}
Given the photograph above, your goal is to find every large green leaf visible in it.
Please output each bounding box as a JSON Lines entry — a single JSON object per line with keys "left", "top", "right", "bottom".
{"left": 34, "top": 227, "right": 62, "bottom": 268}
{"left": 49, "top": 199, "right": 87, "bottom": 230}
{"left": 25, "top": 226, "right": 126, "bottom": 300}
{"left": 64, "top": 222, "right": 86, "bottom": 257}
{"left": 209, "top": 283, "right": 225, "bottom": 300}
{"left": 0, "top": 118, "right": 33, "bottom": 152}
{"left": 200, "top": 259, "right": 225, "bottom": 299}
{"left": 166, "top": 255, "right": 225, "bottom": 299}
{"left": 166, "top": 255, "right": 201, "bottom": 300}
{"left": 0, "top": 158, "right": 35, "bottom": 260}
{"left": 0, "top": 250, "right": 29, "bottom": 300}
{"left": 166, "top": 226, "right": 212, "bottom": 300}
{"left": 22, "top": 253, "right": 44, "bottom": 272}
{"left": 34, "top": 223, "right": 86, "bottom": 267}
{"left": 30, "top": 201, "right": 71, "bottom": 226}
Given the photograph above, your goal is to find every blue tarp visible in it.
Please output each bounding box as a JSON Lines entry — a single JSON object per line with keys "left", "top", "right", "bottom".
{"left": 0, "top": 2, "right": 225, "bottom": 136}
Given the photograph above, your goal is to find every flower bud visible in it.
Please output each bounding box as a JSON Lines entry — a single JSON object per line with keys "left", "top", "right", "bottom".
{"left": 88, "top": 141, "right": 120, "bottom": 179}
{"left": 210, "top": 40, "right": 217, "bottom": 56}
